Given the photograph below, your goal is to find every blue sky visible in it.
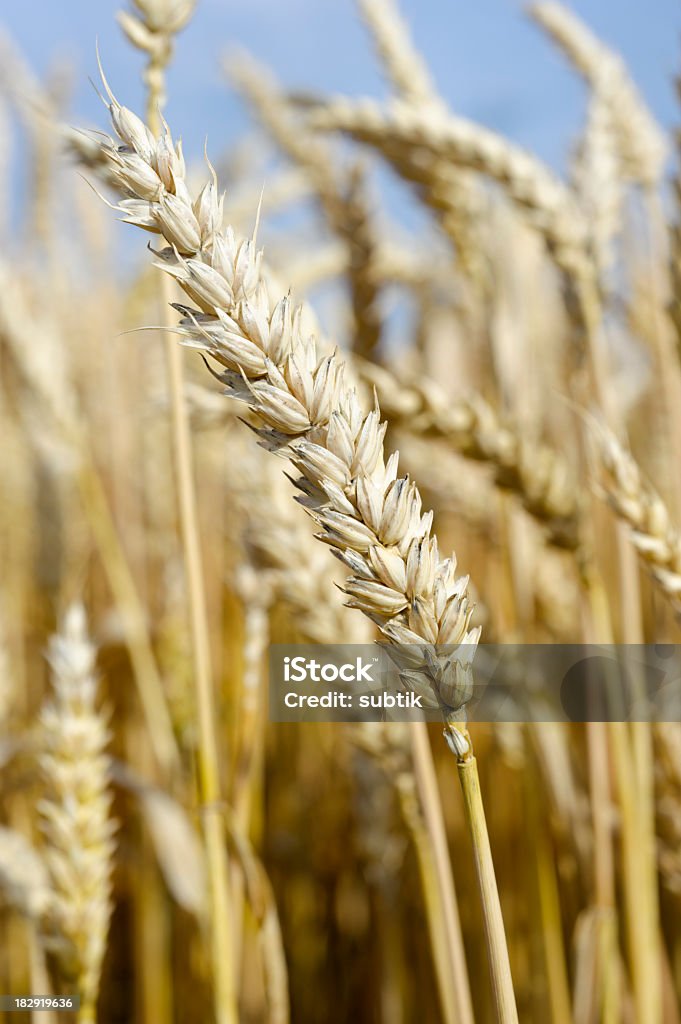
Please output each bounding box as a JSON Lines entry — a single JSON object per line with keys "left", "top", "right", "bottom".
{"left": 2, "top": 0, "right": 680, "bottom": 176}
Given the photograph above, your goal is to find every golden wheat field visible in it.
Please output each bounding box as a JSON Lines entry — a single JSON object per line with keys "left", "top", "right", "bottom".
{"left": 4, "top": 0, "right": 681, "bottom": 1021}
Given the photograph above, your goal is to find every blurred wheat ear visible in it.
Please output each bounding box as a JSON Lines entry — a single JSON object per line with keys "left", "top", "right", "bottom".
{"left": 38, "top": 605, "right": 116, "bottom": 1024}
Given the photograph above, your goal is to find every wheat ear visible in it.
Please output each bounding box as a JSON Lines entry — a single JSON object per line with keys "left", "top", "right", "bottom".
{"left": 356, "top": 0, "right": 440, "bottom": 108}
{"left": 83, "top": 83, "right": 481, "bottom": 719}
{"left": 354, "top": 0, "right": 488, "bottom": 288}
{"left": 303, "top": 96, "right": 588, "bottom": 280}
{"left": 38, "top": 605, "right": 115, "bottom": 1024}
{"left": 594, "top": 425, "right": 681, "bottom": 609}
{"left": 528, "top": 1, "right": 666, "bottom": 187}
{"left": 571, "top": 90, "right": 623, "bottom": 292}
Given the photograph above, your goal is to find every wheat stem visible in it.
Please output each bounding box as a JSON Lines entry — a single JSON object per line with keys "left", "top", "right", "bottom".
{"left": 524, "top": 747, "right": 572, "bottom": 1024}
{"left": 121, "top": 4, "right": 238, "bottom": 1017}
{"left": 410, "top": 723, "right": 474, "bottom": 1024}
{"left": 449, "top": 729, "right": 519, "bottom": 1024}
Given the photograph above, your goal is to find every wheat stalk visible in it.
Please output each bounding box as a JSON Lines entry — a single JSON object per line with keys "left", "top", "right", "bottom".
{"left": 115, "top": 7, "right": 239, "bottom": 1020}
{"left": 593, "top": 424, "right": 681, "bottom": 609}
{"left": 38, "top": 605, "right": 115, "bottom": 1024}
{"left": 350, "top": 722, "right": 474, "bottom": 1024}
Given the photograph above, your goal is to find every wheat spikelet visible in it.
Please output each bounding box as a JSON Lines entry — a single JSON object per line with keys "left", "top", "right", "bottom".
{"left": 38, "top": 604, "right": 115, "bottom": 1022}
{"left": 79, "top": 83, "right": 481, "bottom": 736}
{"left": 594, "top": 426, "right": 681, "bottom": 608}
{"left": 529, "top": 1, "right": 666, "bottom": 187}
{"left": 303, "top": 96, "right": 588, "bottom": 281}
